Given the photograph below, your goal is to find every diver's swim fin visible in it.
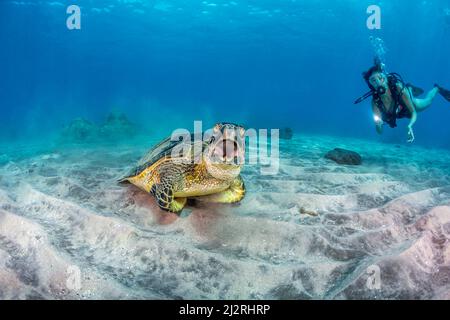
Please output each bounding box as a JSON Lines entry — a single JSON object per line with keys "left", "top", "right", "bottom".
{"left": 435, "top": 84, "right": 450, "bottom": 102}
{"left": 406, "top": 83, "right": 424, "bottom": 97}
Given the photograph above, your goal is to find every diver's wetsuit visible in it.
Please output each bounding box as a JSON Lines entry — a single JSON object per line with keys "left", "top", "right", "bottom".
{"left": 373, "top": 74, "right": 412, "bottom": 128}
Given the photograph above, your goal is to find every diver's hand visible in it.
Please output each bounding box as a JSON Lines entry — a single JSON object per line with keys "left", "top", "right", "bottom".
{"left": 407, "top": 126, "right": 415, "bottom": 143}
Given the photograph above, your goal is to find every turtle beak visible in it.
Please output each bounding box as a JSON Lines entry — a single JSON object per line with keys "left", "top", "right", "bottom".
{"left": 212, "top": 139, "right": 239, "bottom": 163}
{"left": 208, "top": 124, "right": 245, "bottom": 166}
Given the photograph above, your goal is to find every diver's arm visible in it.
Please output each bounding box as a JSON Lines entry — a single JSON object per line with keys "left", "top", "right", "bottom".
{"left": 399, "top": 84, "right": 417, "bottom": 142}
{"left": 399, "top": 84, "right": 417, "bottom": 128}
{"left": 408, "top": 109, "right": 418, "bottom": 128}
{"left": 371, "top": 100, "right": 383, "bottom": 134}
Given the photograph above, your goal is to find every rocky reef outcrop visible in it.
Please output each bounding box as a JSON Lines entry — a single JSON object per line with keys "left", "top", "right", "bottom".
{"left": 279, "top": 127, "right": 293, "bottom": 140}
{"left": 60, "top": 111, "right": 138, "bottom": 143}
{"left": 60, "top": 118, "right": 99, "bottom": 143}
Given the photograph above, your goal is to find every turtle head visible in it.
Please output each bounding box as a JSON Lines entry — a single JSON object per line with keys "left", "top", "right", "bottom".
{"left": 204, "top": 123, "right": 246, "bottom": 181}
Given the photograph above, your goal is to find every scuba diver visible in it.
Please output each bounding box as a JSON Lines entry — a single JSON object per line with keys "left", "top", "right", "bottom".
{"left": 355, "top": 58, "right": 450, "bottom": 143}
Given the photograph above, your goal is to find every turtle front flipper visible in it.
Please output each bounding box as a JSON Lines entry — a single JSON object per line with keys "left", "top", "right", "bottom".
{"left": 168, "top": 197, "right": 187, "bottom": 213}
{"left": 151, "top": 183, "right": 187, "bottom": 214}
{"left": 196, "top": 176, "right": 246, "bottom": 204}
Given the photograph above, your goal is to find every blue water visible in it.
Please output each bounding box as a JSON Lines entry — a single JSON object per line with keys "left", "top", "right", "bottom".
{"left": 0, "top": 0, "right": 449, "bottom": 145}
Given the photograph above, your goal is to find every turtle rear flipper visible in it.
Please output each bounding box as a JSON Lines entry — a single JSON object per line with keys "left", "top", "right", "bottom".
{"left": 118, "top": 177, "right": 130, "bottom": 184}
{"left": 195, "top": 176, "right": 245, "bottom": 204}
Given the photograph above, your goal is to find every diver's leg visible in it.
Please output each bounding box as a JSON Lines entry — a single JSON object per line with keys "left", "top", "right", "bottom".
{"left": 413, "top": 87, "right": 439, "bottom": 112}
{"left": 195, "top": 176, "right": 245, "bottom": 204}
{"left": 436, "top": 84, "right": 450, "bottom": 102}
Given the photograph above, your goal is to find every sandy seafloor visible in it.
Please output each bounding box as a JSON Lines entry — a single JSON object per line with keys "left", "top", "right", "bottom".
{"left": 0, "top": 134, "right": 449, "bottom": 300}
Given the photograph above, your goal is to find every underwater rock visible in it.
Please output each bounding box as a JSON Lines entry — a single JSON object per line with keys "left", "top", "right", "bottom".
{"left": 60, "top": 118, "right": 98, "bottom": 143}
{"left": 60, "top": 112, "right": 138, "bottom": 144}
{"left": 99, "top": 111, "right": 137, "bottom": 140}
{"left": 279, "top": 127, "right": 293, "bottom": 140}
{"left": 300, "top": 207, "right": 319, "bottom": 217}
{"left": 325, "top": 148, "right": 362, "bottom": 165}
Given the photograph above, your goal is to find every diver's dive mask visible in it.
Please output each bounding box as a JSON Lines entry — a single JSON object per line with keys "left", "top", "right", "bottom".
{"left": 354, "top": 77, "right": 387, "bottom": 104}
{"left": 355, "top": 62, "right": 388, "bottom": 105}
{"left": 368, "top": 71, "right": 388, "bottom": 94}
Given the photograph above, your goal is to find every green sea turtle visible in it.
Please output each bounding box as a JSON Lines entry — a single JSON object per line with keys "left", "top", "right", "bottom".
{"left": 119, "top": 123, "right": 246, "bottom": 214}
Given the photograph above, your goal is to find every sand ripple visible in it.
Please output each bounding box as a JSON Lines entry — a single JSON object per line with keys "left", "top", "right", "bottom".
{"left": 0, "top": 135, "right": 449, "bottom": 299}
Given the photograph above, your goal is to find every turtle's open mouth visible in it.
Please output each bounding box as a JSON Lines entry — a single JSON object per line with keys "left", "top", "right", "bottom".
{"left": 211, "top": 139, "right": 241, "bottom": 164}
